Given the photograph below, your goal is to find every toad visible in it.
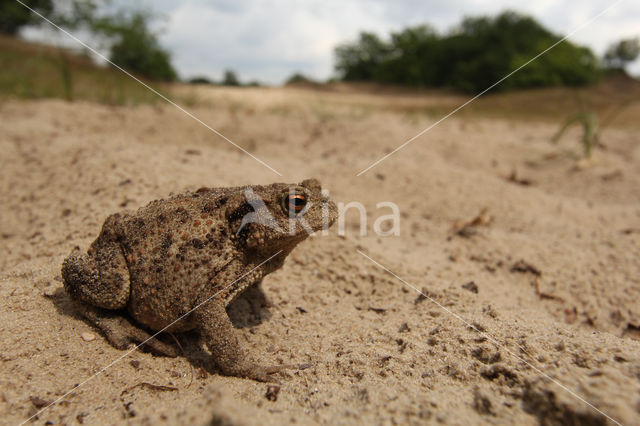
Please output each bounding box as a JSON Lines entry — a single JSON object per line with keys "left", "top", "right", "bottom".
{"left": 62, "top": 179, "right": 337, "bottom": 381}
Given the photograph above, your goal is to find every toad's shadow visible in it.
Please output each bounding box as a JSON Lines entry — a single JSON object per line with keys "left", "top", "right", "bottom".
{"left": 50, "top": 282, "right": 273, "bottom": 373}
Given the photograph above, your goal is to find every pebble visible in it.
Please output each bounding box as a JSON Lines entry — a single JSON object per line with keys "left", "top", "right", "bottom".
{"left": 81, "top": 332, "right": 96, "bottom": 342}
{"left": 43, "top": 287, "right": 57, "bottom": 298}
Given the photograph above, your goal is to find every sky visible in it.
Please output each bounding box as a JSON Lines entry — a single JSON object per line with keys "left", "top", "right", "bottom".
{"left": 23, "top": 0, "right": 640, "bottom": 84}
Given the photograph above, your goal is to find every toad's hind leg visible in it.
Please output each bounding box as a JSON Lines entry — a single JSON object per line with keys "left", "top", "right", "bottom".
{"left": 62, "top": 245, "right": 178, "bottom": 357}
{"left": 61, "top": 218, "right": 177, "bottom": 357}
{"left": 62, "top": 233, "right": 129, "bottom": 310}
{"left": 75, "top": 303, "right": 179, "bottom": 357}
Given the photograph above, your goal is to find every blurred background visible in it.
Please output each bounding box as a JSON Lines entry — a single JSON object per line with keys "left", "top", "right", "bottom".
{"left": 1, "top": 0, "right": 638, "bottom": 95}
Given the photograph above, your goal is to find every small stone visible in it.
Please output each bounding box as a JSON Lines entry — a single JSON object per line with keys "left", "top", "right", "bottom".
{"left": 30, "top": 396, "right": 50, "bottom": 408}
{"left": 398, "top": 322, "right": 410, "bottom": 333}
{"left": 462, "top": 281, "right": 479, "bottom": 293}
{"left": 81, "top": 332, "right": 96, "bottom": 342}
{"left": 266, "top": 385, "right": 280, "bottom": 401}
{"left": 43, "top": 287, "right": 57, "bottom": 298}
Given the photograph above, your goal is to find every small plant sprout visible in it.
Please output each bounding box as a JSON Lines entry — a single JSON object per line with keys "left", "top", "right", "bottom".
{"left": 551, "top": 102, "right": 599, "bottom": 159}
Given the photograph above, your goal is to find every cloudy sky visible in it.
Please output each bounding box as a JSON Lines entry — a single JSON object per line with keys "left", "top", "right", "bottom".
{"left": 27, "top": 0, "right": 640, "bottom": 83}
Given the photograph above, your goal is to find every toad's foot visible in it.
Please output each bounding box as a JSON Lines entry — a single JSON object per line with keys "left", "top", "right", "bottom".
{"left": 75, "top": 302, "right": 179, "bottom": 357}
{"left": 197, "top": 299, "right": 299, "bottom": 382}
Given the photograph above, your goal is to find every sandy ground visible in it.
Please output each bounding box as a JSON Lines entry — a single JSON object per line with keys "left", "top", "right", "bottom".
{"left": 1, "top": 86, "right": 640, "bottom": 425}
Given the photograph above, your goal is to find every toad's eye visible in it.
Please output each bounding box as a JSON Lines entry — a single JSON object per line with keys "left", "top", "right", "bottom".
{"left": 282, "top": 193, "right": 307, "bottom": 215}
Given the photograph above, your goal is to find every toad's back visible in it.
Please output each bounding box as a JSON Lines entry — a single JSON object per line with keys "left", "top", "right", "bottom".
{"left": 118, "top": 189, "right": 240, "bottom": 330}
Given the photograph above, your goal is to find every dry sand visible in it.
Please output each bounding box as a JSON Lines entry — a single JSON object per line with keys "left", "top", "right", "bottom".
{"left": 1, "top": 86, "right": 639, "bottom": 425}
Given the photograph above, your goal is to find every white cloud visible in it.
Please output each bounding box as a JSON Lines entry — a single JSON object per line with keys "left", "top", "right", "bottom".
{"left": 157, "top": 0, "right": 395, "bottom": 82}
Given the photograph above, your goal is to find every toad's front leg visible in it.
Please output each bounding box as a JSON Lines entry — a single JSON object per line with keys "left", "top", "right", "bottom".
{"left": 195, "top": 298, "right": 288, "bottom": 382}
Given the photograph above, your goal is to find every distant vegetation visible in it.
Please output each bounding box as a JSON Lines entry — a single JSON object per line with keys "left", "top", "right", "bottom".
{"left": 285, "top": 72, "right": 318, "bottom": 85}
{"left": 187, "top": 76, "right": 215, "bottom": 85}
{"left": 0, "top": 0, "right": 179, "bottom": 103}
{"left": 334, "top": 11, "right": 602, "bottom": 93}
{"left": 0, "top": 0, "right": 177, "bottom": 82}
{"left": 221, "top": 69, "right": 240, "bottom": 86}
{"left": 0, "top": 34, "right": 165, "bottom": 104}
{"left": 186, "top": 69, "right": 261, "bottom": 87}
{"left": 0, "top": 0, "right": 53, "bottom": 35}
{"left": 604, "top": 37, "right": 640, "bottom": 71}
{"left": 90, "top": 9, "right": 177, "bottom": 81}
{"left": 2, "top": 3, "right": 637, "bottom": 108}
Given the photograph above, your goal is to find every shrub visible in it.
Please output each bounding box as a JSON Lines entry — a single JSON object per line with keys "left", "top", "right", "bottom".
{"left": 334, "top": 11, "right": 601, "bottom": 93}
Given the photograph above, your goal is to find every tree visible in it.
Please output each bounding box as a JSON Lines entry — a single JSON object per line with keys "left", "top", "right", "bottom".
{"left": 384, "top": 25, "right": 440, "bottom": 86}
{"left": 221, "top": 69, "right": 240, "bottom": 86}
{"left": 285, "top": 72, "right": 315, "bottom": 85}
{"left": 4, "top": 0, "right": 178, "bottom": 82}
{"left": 0, "top": 0, "right": 53, "bottom": 35}
{"left": 604, "top": 37, "right": 640, "bottom": 70}
{"left": 188, "top": 76, "right": 214, "bottom": 85}
{"left": 91, "top": 10, "right": 177, "bottom": 81}
{"left": 334, "top": 11, "right": 601, "bottom": 93}
{"left": 335, "top": 32, "right": 391, "bottom": 81}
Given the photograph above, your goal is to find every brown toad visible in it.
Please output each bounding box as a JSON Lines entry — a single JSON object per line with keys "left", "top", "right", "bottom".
{"left": 62, "top": 179, "right": 337, "bottom": 381}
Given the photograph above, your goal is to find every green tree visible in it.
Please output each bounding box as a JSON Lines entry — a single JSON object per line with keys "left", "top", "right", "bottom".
{"left": 91, "top": 10, "right": 177, "bottom": 81}
{"left": 285, "top": 72, "right": 315, "bottom": 84}
{"left": 188, "top": 76, "right": 214, "bottom": 85}
{"left": 334, "top": 32, "right": 391, "bottom": 81}
{"left": 0, "top": 0, "right": 53, "bottom": 35}
{"left": 446, "top": 12, "right": 599, "bottom": 91}
{"left": 384, "top": 25, "right": 440, "bottom": 86}
{"left": 3, "top": 0, "right": 177, "bottom": 82}
{"left": 604, "top": 37, "right": 640, "bottom": 70}
{"left": 221, "top": 69, "right": 240, "bottom": 86}
{"left": 334, "top": 11, "right": 601, "bottom": 93}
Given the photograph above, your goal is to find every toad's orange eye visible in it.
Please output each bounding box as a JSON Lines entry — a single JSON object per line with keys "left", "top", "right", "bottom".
{"left": 285, "top": 194, "right": 307, "bottom": 215}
